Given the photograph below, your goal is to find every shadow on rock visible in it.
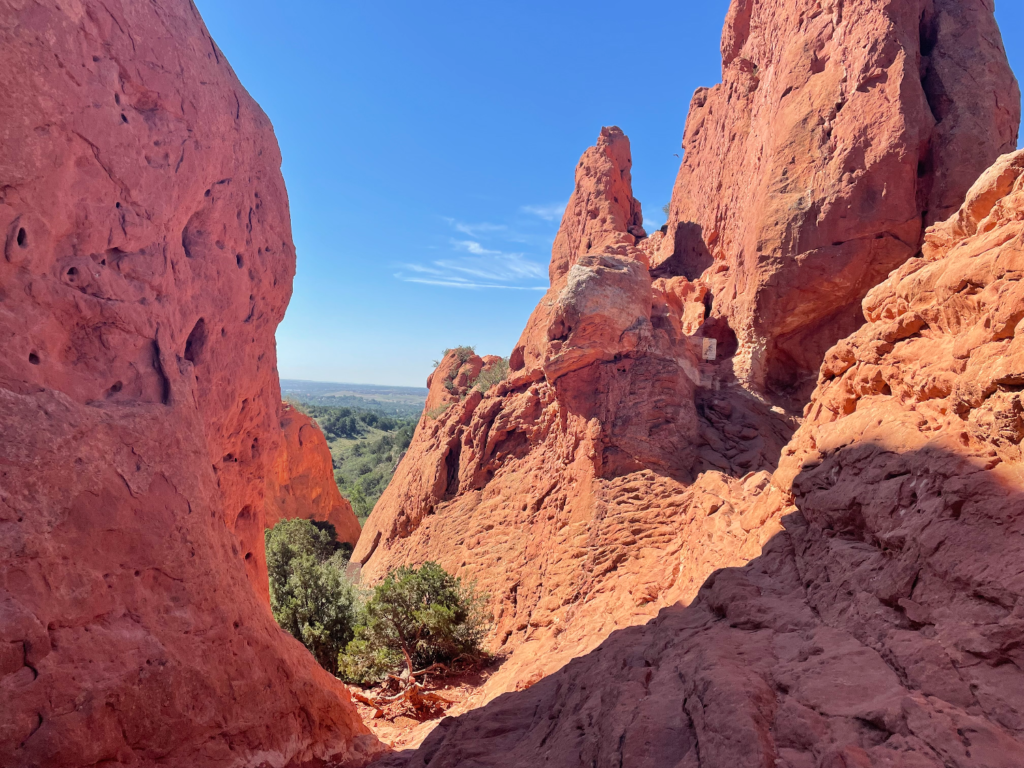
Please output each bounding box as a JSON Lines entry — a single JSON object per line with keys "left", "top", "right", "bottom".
{"left": 373, "top": 440, "right": 1024, "bottom": 768}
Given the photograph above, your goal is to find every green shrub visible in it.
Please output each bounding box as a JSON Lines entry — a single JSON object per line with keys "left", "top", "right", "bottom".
{"left": 470, "top": 358, "right": 509, "bottom": 394}
{"left": 426, "top": 402, "right": 452, "bottom": 420}
{"left": 265, "top": 519, "right": 357, "bottom": 675}
{"left": 338, "top": 562, "right": 489, "bottom": 684}
{"left": 442, "top": 345, "right": 475, "bottom": 364}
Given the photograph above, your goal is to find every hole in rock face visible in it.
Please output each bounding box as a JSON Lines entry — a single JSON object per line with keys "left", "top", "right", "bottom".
{"left": 28, "top": 352, "right": 40, "bottom": 365}
{"left": 701, "top": 316, "right": 739, "bottom": 359}
{"left": 66, "top": 267, "right": 78, "bottom": 280}
{"left": 244, "top": 552, "right": 252, "bottom": 561}
{"left": 443, "top": 440, "right": 462, "bottom": 499}
{"left": 16, "top": 228, "right": 27, "bottom": 248}
{"left": 235, "top": 254, "right": 243, "bottom": 268}
{"left": 108, "top": 381, "right": 123, "bottom": 396}
{"left": 120, "top": 113, "right": 128, "bottom": 124}
{"left": 184, "top": 318, "right": 207, "bottom": 364}
{"left": 114, "top": 93, "right": 121, "bottom": 105}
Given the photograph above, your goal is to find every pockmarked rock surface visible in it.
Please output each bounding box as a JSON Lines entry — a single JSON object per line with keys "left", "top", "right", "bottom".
{"left": 660, "top": 0, "right": 1020, "bottom": 400}
{"left": 266, "top": 404, "right": 362, "bottom": 548}
{"left": 376, "top": 150, "right": 1024, "bottom": 768}
{"left": 0, "top": 1, "right": 379, "bottom": 765}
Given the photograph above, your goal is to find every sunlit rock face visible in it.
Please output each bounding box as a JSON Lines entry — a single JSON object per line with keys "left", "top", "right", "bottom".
{"left": 660, "top": 0, "right": 1020, "bottom": 402}
{"left": 265, "top": 404, "right": 362, "bottom": 549}
{"left": 0, "top": 1, "right": 379, "bottom": 765}
{"left": 376, "top": 149, "right": 1024, "bottom": 768}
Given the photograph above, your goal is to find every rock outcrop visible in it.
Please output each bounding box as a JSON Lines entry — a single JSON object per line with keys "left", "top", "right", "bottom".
{"left": 378, "top": 148, "right": 1024, "bottom": 768}
{"left": 659, "top": 0, "right": 1020, "bottom": 401}
{"left": 266, "top": 404, "right": 362, "bottom": 548}
{"left": 354, "top": 0, "right": 1020, "bottom": 747}
{"left": 0, "top": 1, "right": 378, "bottom": 765}
{"left": 353, "top": 128, "right": 795, "bottom": 707}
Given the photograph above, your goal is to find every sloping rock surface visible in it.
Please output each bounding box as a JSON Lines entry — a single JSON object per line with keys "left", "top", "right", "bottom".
{"left": 660, "top": 0, "right": 1020, "bottom": 400}
{"left": 0, "top": 1, "right": 377, "bottom": 765}
{"left": 266, "top": 404, "right": 362, "bottom": 548}
{"left": 377, "top": 149, "right": 1024, "bottom": 768}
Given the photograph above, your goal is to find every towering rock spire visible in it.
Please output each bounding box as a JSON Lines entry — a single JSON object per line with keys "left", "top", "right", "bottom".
{"left": 658, "top": 0, "right": 1020, "bottom": 401}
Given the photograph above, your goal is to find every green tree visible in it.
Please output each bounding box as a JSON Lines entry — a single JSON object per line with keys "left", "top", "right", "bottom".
{"left": 265, "top": 519, "right": 356, "bottom": 674}
{"left": 339, "top": 562, "right": 489, "bottom": 684}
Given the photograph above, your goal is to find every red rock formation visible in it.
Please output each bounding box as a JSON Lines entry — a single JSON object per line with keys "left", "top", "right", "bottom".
{"left": 377, "top": 148, "right": 1024, "bottom": 768}
{"left": 0, "top": 1, "right": 378, "bottom": 765}
{"left": 355, "top": 2, "right": 1020, "bottom": 750}
{"left": 353, "top": 128, "right": 794, "bottom": 710}
{"left": 266, "top": 404, "right": 362, "bottom": 548}
{"left": 660, "top": 0, "right": 1020, "bottom": 401}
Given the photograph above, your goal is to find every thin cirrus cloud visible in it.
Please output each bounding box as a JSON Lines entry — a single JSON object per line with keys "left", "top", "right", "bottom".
{"left": 521, "top": 203, "right": 565, "bottom": 221}
{"left": 395, "top": 229, "right": 549, "bottom": 291}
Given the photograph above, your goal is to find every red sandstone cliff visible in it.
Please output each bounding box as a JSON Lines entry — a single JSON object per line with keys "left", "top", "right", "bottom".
{"left": 0, "top": 1, "right": 378, "bottom": 765}
{"left": 657, "top": 0, "right": 1019, "bottom": 401}
{"left": 380, "top": 147, "right": 1024, "bottom": 768}
{"left": 266, "top": 404, "right": 362, "bottom": 548}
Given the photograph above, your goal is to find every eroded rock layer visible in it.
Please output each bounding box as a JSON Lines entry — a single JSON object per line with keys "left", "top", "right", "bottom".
{"left": 659, "top": 0, "right": 1020, "bottom": 400}
{"left": 266, "top": 404, "right": 362, "bottom": 548}
{"left": 0, "top": 1, "right": 377, "bottom": 765}
{"left": 378, "top": 149, "right": 1024, "bottom": 768}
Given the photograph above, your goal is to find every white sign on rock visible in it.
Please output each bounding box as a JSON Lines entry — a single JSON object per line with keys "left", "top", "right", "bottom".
{"left": 702, "top": 337, "right": 717, "bottom": 362}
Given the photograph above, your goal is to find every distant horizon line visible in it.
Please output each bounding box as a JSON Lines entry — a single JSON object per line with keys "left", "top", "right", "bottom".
{"left": 280, "top": 377, "right": 429, "bottom": 393}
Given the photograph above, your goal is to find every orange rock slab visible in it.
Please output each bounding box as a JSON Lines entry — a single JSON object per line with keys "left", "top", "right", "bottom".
{"left": 357, "top": 2, "right": 1021, "bottom": 757}
{"left": 0, "top": 1, "right": 378, "bottom": 766}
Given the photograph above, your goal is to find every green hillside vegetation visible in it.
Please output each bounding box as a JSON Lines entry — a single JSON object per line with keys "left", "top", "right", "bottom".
{"left": 295, "top": 403, "right": 418, "bottom": 524}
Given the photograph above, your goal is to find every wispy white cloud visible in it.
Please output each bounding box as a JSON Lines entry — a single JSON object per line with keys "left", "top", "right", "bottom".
{"left": 399, "top": 276, "right": 547, "bottom": 290}
{"left": 396, "top": 213, "right": 556, "bottom": 290}
{"left": 442, "top": 218, "right": 509, "bottom": 239}
{"left": 452, "top": 240, "right": 500, "bottom": 255}
{"left": 396, "top": 248, "right": 547, "bottom": 291}
{"left": 521, "top": 203, "right": 566, "bottom": 222}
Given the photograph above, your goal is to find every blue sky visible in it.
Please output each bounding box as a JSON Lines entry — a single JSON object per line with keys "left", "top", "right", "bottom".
{"left": 196, "top": 1, "right": 1024, "bottom": 388}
